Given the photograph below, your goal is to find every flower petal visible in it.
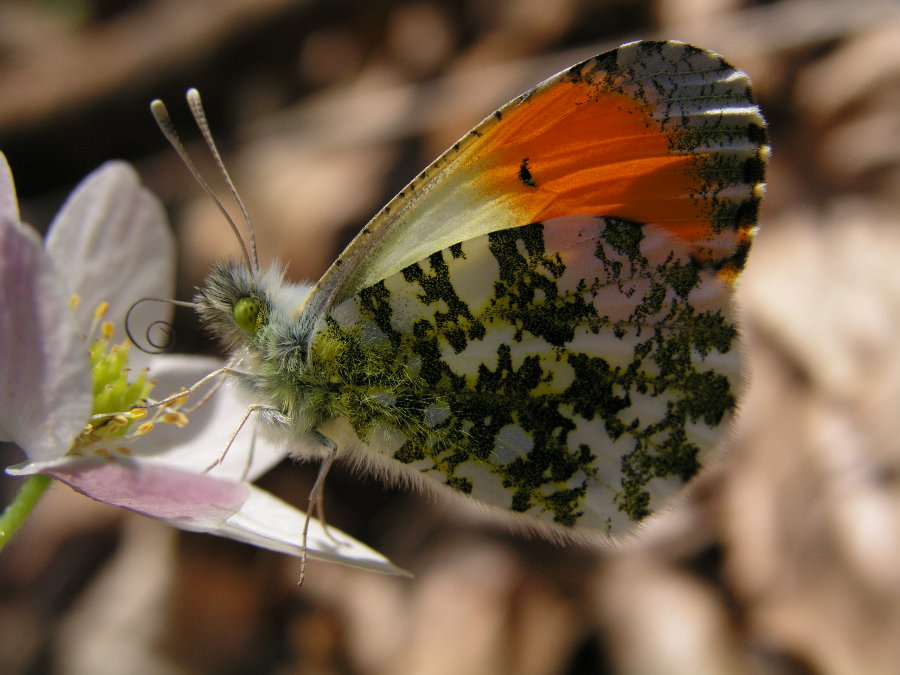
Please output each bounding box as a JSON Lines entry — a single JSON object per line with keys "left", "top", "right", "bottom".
{"left": 219, "top": 486, "right": 408, "bottom": 575}
{"left": 37, "top": 456, "right": 249, "bottom": 521}
{"left": 0, "top": 215, "right": 91, "bottom": 459}
{"left": 0, "top": 152, "right": 19, "bottom": 222}
{"left": 45, "top": 162, "right": 175, "bottom": 343}
{"left": 14, "top": 456, "right": 407, "bottom": 576}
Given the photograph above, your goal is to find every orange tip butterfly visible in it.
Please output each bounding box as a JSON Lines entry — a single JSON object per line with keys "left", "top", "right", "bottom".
{"left": 154, "top": 40, "right": 767, "bottom": 541}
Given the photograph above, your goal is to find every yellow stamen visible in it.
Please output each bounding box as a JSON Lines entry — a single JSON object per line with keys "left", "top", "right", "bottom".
{"left": 161, "top": 412, "right": 189, "bottom": 427}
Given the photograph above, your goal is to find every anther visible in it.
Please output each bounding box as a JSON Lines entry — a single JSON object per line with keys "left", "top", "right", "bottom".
{"left": 161, "top": 412, "right": 189, "bottom": 427}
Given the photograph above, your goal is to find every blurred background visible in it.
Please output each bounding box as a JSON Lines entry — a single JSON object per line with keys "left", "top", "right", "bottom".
{"left": 2, "top": 0, "right": 900, "bottom": 673}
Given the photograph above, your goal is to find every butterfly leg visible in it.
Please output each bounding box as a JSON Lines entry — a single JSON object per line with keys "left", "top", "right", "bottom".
{"left": 178, "top": 364, "right": 230, "bottom": 414}
{"left": 202, "top": 403, "right": 279, "bottom": 474}
{"left": 298, "top": 433, "right": 338, "bottom": 588}
{"left": 305, "top": 430, "right": 343, "bottom": 543}
{"left": 137, "top": 365, "right": 234, "bottom": 410}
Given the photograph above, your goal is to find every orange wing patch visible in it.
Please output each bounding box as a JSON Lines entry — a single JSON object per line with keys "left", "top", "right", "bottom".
{"left": 475, "top": 83, "right": 699, "bottom": 231}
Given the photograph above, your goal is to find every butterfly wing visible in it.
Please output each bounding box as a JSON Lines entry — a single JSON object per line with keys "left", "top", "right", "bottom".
{"left": 301, "top": 40, "right": 767, "bottom": 320}
{"left": 316, "top": 214, "right": 742, "bottom": 531}
{"left": 298, "top": 40, "right": 767, "bottom": 532}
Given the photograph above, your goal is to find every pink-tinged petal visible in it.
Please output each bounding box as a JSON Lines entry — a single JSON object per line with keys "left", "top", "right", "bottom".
{"left": 0, "top": 152, "right": 19, "bottom": 222}
{"left": 0, "top": 216, "right": 91, "bottom": 459}
{"left": 45, "top": 162, "right": 175, "bottom": 340}
{"left": 42, "top": 457, "right": 248, "bottom": 524}
{"left": 129, "top": 354, "right": 290, "bottom": 482}
{"left": 15, "top": 456, "right": 407, "bottom": 576}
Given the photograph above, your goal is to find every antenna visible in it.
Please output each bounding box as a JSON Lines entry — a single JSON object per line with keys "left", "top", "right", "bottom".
{"left": 150, "top": 95, "right": 257, "bottom": 273}
{"left": 186, "top": 89, "right": 259, "bottom": 272}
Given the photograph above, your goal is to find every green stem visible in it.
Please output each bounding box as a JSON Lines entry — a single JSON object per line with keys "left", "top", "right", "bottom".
{"left": 0, "top": 474, "right": 52, "bottom": 552}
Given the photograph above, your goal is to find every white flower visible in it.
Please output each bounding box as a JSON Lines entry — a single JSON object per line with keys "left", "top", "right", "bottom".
{"left": 0, "top": 154, "right": 403, "bottom": 576}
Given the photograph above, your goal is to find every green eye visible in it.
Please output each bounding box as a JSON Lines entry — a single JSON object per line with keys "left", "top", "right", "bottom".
{"left": 233, "top": 297, "right": 263, "bottom": 334}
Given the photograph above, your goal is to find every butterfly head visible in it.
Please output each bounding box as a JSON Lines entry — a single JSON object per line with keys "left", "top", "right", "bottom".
{"left": 195, "top": 262, "right": 275, "bottom": 352}
{"left": 195, "top": 261, "right": 312, "bottom": 357}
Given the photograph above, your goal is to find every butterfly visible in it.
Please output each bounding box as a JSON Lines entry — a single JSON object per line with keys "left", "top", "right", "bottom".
{"left": 154, "top": 40, "right": 767, "bottom": 540}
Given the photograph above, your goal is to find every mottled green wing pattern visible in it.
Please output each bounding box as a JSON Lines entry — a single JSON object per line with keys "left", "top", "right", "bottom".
{"left": 311, "top": 215, "right": 739, "bottom": 531}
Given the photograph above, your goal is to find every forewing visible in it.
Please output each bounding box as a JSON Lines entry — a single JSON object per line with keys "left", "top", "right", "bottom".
{"left": 302, "top": 40, "right": 767, "bottom": 321}
{"left": 317, "top": 215, "right": 742, "bottom": 531}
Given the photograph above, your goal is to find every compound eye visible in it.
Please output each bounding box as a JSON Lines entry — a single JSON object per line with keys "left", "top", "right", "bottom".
{"left": 233, "top": 296, "right": 263, "bottom": 334}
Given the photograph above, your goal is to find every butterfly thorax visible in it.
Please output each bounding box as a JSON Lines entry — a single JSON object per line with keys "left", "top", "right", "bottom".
{"left": 195, "top": 262, "right": 424, "bottom": 450}
{"left": 196, "top": 262, "right": 320, "bottom": 430}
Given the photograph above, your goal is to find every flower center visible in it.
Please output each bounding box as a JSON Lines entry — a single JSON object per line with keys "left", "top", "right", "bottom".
{"left": 68, "top": 300, "right": 187, "bottom": 457}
